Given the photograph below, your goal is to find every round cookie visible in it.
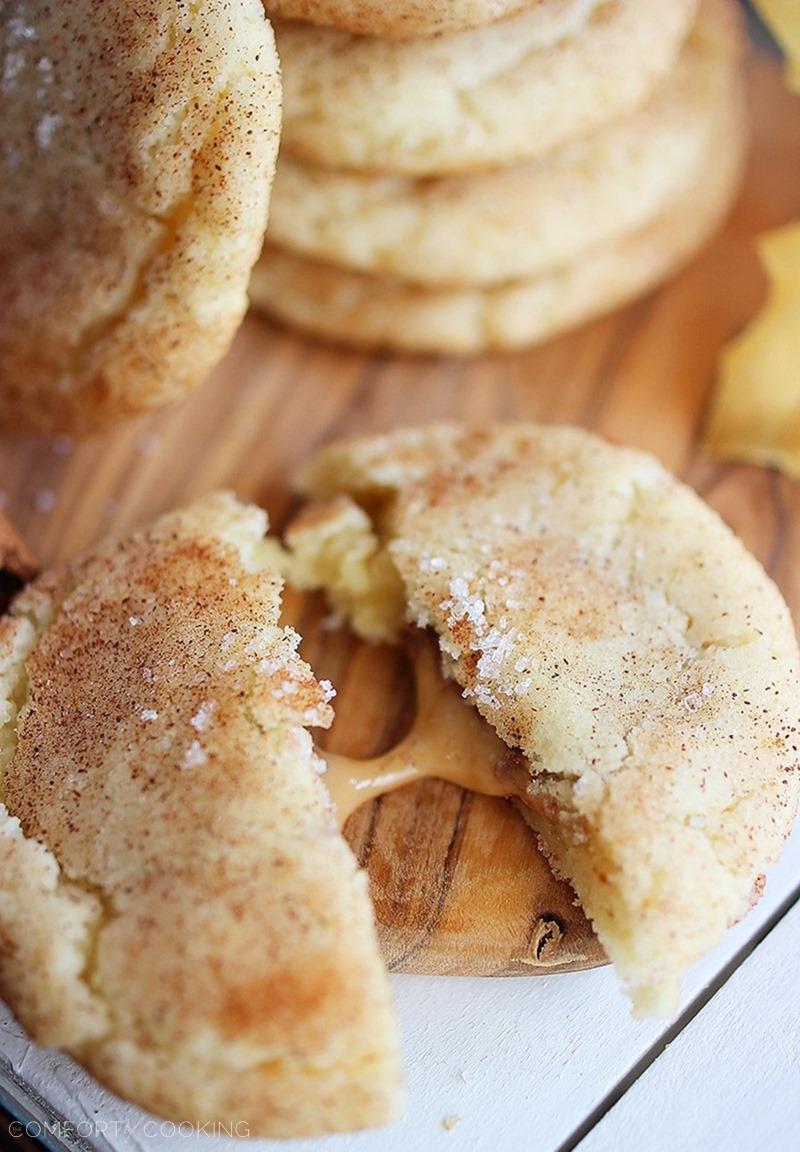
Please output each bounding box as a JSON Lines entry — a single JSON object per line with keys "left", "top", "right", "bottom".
{"left": 0, "top": 493, "right": 402, "bottom": 1136}
{"left": 275, "top": 0, "right": 697, "bottom": 175}
{"left": 269, "top": 0, "right": 737, "bottom": 289}
{"left": 265, "top": 0, "right": 548, "bottom": 40}
{"left": 291, "top": 424, "right": 800, "bottom": 1014}
{"left": 250, "top": 85, "right": 746, "bottom": 355}
{"left": 0, "top": 1, "right": 281, "bottom": 435}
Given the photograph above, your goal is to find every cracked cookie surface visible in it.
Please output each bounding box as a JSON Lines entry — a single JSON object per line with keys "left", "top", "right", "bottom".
{"left": 287, "top": 425, "right": 800, "bottom": 1014}
{"left": 270, "top": 0, "right": 736, "bottom": 288}
{"left": 0, "top": 493, "right": 401, "bottom": 1137}
{"left": 275, "top": 0, "right": 696, "bottom": 175}
{"left": 0, "top": 1, "right": 281, "bottom": 434}
{"left": 251, "top": 83, "right": 745, "bottom": 357}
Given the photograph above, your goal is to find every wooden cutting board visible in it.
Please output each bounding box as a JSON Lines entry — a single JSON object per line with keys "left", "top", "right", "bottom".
{"left": 3, "top": 57, "right": 798, "bottom": 978}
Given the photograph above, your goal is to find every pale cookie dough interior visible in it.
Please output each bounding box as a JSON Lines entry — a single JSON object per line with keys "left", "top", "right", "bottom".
{"left": 0, "top": 494, "right": 401, "bottom": 1137}
{"left": 275, "top": 0, "right": 697, "bottom": 175}
{"left": 0, "top": 0, "right": 281, "bottom": 434}
{"left": 283, "top": 425, "right": 800, "bottom": 1015}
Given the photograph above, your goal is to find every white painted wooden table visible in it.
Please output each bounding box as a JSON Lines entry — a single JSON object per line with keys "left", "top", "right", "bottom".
{"left": 2, "top": 820, "right": 799, "bottom": 1152}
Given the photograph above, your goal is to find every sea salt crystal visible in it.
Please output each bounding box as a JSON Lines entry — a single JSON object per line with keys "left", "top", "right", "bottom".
{"left": 183, "top": 741, "right": 207, "bottom": 769}
{"left": 3, "top": 51, "right": 24, "bottom": 88}
{"left": 443, "top": 577, "right": 486, "bottom": 631}
{"left": 319, "top": 679, "right": 336, "bottom": 703}
{"left": 129, "top": 615, "right": 141, "bottom": 627}
{"left": 8, "top": 18, "right": 37, "bottom": 41}
{"left": 142, "top": 667, "right": 153, "bottom": 683}
{"left": 190, "top": 701, "right": 216, "bottom": 732}
{"left": 220, "top": 631, "right": 237, "bottom": 651}
{"left": 36, "top": 112, "right": 61, "bottom": 148}
{"left": 702, "top": 681, "right": 715, "bottom": 697}
{"left": 475, "top": 629, "right": 514, "bottom": 680}
{"left": 139, "top": 709, "right": 158, "bottom": 722}
{"left": 464, "top": 682, "right": 500, "bottom": 710}
{"left": 682, "top": 692, "right": 703, "bottom": 713}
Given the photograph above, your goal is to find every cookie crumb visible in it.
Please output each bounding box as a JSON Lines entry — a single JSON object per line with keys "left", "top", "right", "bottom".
{"left": 442, "top": 1114, "right": 461, "bottom": 1132}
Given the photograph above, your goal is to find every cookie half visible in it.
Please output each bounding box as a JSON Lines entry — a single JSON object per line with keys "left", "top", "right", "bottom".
{"left": 0, "top": 1, "right": 281, "bottom": 434}
{"left": 269, "top": 0, "right": 738, "bottom": 288}
{"left": 275, "top": 0, "right": 697, "bottom": 175}
{"left": 0, "top": 494, "right": 401, "bottom": 1136}
{"left": 286, "top": 426, "right": 800, "bottom": 1014}
{"left": 251, "top": 91, "right": 746, "bottom": 356}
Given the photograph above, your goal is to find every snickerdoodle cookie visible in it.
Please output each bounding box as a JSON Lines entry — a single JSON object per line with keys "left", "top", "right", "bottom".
{"left": 0, "top": 494, "right": 401, "bottom": 1136}
{"left": 269, "top": 0, "right": 736, "bottom": 287}
{"left": 275, "top": 0, "right": 696, "bottom": 174}
{"left": 250, "top": 89, "right": 745, "bottom": 355}
{"left": 285, "top": 425, "right": 800, "bottom": 1015}
{"left": 0, "top": 1, "right": 281, "bottom": 434}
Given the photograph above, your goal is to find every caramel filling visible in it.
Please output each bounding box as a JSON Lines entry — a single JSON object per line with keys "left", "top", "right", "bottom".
{"left": 321, "top": 639, "right": 527, "bottom": 823}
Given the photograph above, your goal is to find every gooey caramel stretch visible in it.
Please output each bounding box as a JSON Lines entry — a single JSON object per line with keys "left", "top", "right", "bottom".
{"left": 321, "top": 639, "right": 526, "bottom": 824}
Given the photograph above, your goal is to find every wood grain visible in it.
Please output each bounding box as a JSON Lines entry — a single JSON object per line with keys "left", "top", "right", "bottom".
{"left": 1, "top": 57, "right": 797, "bottom": 977}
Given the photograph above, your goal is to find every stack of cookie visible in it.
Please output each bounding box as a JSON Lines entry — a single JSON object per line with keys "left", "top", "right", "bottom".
{"left": 251, "top": 0, "right": 747, "bottom": 355}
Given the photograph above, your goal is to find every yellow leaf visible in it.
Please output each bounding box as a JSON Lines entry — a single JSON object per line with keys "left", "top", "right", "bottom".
{"left": 705, "top": 222, "right": 800, "bottom": 476}
{"left": 754, "top": 0, "right": 800, "bottom": 92}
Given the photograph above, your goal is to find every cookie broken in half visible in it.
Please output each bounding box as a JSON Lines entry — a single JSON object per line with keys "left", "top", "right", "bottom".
{"left": 285, "top": 424, "right": 800, "bottom": 1015}
{"left": 0, "top": 493, "right": 401, "bottom": 1136}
